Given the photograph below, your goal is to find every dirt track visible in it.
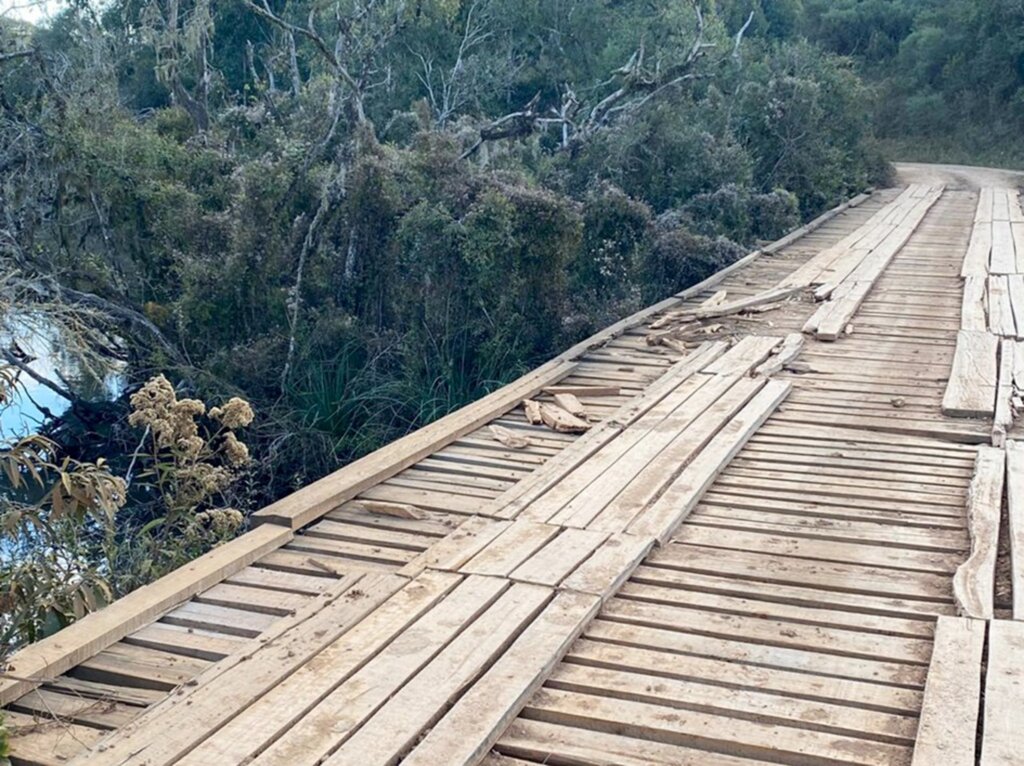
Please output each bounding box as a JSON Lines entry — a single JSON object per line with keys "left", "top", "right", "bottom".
{"left": 895, "top": 161, "right": 1024, "bottom": 190}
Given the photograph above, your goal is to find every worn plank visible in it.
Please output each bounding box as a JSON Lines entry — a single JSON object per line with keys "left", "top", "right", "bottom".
{"left": 952, "top": 446, "right": 1005, "bottom": 619}
{"left": 401, "top": 591, "right": 600, "bottom": 766}
{"left": 942, "top": 330, "right": 998, "bottom": 418}
{"left": 980, "top": 620, "right": 1024, "bottom": 764}
{"left": 911, "top": 617, "right": 985, "bottom": 766}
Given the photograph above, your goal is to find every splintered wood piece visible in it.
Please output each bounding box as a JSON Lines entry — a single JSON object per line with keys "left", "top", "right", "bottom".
{"left": 522, "top": 399, "right": 544, "bottom": 425}
{"left": 700, "top": 289, "right": 728, "bottom": 309}
{"left": 952, "top": 446, "right": 1005, "bottom": 619}
{"left": 543, "top": 385, "right": 620, "bottom": 398}
{"left": 693, "top": 285, "right": 805, "bottom": 320}
{"left": 753, "top": 333, "right": 804, "bottom": 378}
{"left": 489, "top": 424, "right": 530, "bottom": 450}
{"left": 539, "top": 403, "right": 591, "bottom": 433}
{"left": 648, "top": 310, "right": 688, "bottom": 330}
{"left": 552, "top": 393, "right": 587, "bottom": 418}
{"left": 911, "top": 616, "right": 984, "bottom": 766}
{"left": 353, "top": 499, "right": 425, "bottom": 520}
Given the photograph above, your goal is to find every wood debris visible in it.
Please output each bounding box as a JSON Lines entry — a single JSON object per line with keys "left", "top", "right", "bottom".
{"left": 488, "top": 424, "right": 530, "bottom": 449}
{"left": 353, "top": 500, "right": 426, "bottom": 520}
{"left": 553, "top": 393, "right": 587, "bottom": 418}
{"left": 522, "top": 399, "right": 544, "bottom": 425}
{"left": 539, "top": 403, "right": 591, "bottom": 433}
{"left": 752, "top": 333, "right": 804, "bottom": 378}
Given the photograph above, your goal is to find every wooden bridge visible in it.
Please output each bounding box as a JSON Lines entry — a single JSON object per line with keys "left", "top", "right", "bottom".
{"left": 3, "top": 169, "right": 1022, "bottom": 765}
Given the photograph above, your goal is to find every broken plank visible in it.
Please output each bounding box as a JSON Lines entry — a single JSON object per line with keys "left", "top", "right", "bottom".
{"left": 952, "top": 446, "right": 1005, "bottom": 619}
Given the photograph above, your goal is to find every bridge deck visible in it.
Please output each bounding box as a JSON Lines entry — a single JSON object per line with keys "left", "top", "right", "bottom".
{"left": 3, "top": 184, "right": 1021, "bottom": 766}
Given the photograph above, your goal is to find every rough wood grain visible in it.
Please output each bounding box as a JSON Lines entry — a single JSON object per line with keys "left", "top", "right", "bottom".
{"left": 952, "top": 446, "right": 1005, "bottom": 619}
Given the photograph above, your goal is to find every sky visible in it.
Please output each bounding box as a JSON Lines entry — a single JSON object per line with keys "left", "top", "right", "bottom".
{"left": 1, "top": 0, "right": 63, "bottom": 25}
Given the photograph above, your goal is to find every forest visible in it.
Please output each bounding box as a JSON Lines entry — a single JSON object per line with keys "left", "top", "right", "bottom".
{"left": 0, "top": 0, "right": 1021, "bottom": 669}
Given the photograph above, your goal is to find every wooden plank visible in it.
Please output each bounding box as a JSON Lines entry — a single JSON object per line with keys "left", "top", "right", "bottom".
{"left": 587, "top": 618, "right": 927, "bottom": 688}
{"left": 991, "top": 220, "right": 1017, "bottom": 274}
{"left": 168, "top": 573, "right": 461, "bottom": 766}
{"left": 398, "top": 516, "right": 510, "bottom": 577}
{"left": 10, "top": 687, "right": 141, "bottom": 730}
{"left": 962, "top": 223, "right": 992, "bottom": 277}
{"left": 401, "top": 591, "right": 600, "bottom": 766}
{"left": 1012, "top": 223, "right": 1024, "bottom": 273}
{"left": 509, "top": 528, "right": 609, "bottom": 586}
{"left": 961, "top": 275, "right": 988, "bottom": 331}
{"left": 522, "top": 688, "right": 910, "bottom": 766}
{"left": 989, "top": 276, "right": 1016, "bottom": 336}
{"left": 626, "top": 379, "right": 791, "bottom": 542}
{"left": 700, "top": 335, "right": 783, "bottom": 376}
{"left": 975, "top": 188, "right": 994, "bottom": 224}
{"left": 952, "top": 446, "right": 1005, "bottom": 619}
{"left": 910, "top": 616, "right": 985, "bottom": 766}
{"left": 560, "top": 533, "right": 655, "bottom": 601}
{"left": 752, "top": 332, "right": 803, "bottom": 377}
{"left": 322, "top": 583, "right": 551, "bottom": 766}
{"left": 601, "top": 598, "right": 931, "bottom": 664}
{"left": 71, "top": 573, "right": 409, "bottom": 766}
{"left": 545, "top": 662, "right": 917, "bottom": 743}
{"left": 554, "top": 376, "right": 765, "bottom": 530}
{"left": 0, "top": 523, "right": 290, "bottom": 707}
{"left": 994, "top": 339, "right": 1015, "bottom": 447}
{"left": 980, "top": 620, "right": 1024, "bottom": 764}
{"left": 497, "top": 718, "right": 770, "bottom": 766}
{"left": 567, "top": 637, "right": 923, "bottom": 714}
{"left": 1009, "top": 441, "right": 1024, "bottom": 620}
{"left": 460, "top": 521, "right": 560, "bottom": 577}
{"left": 247, "top": 575, "right": 507, "bottom": 766}
{"left": 993, "top": 188, "right": 1012, "bottom": 222}
{"left": 942, "top": 330, "right": 997, "bottom": 418}
{"left": 124, "top": 622, "right": 245, "bottom": 660}
{"left": 1007, "top": 275, "right": 1024, "bottom": 340}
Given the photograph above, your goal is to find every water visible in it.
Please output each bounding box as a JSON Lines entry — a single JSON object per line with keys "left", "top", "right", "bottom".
{"left": 0, "top": 312, "right": 127, "bottom": 436}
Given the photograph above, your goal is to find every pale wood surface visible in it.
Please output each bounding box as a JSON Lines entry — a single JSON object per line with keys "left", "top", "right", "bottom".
{"left": 910, "top": 616, "right": 985, "bottom": 766}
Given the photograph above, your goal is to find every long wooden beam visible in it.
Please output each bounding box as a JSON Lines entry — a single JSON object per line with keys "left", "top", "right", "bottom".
{"left": 0, "top": 523, "right": 291, "bottom": 707}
